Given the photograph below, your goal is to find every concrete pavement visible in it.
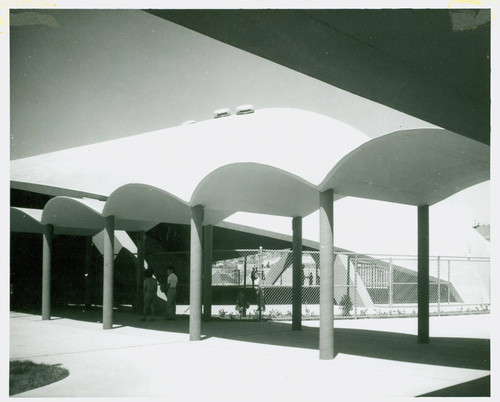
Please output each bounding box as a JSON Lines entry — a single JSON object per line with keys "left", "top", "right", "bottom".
{"left": 9, "top": 310, "right": 490, "bottom": 399}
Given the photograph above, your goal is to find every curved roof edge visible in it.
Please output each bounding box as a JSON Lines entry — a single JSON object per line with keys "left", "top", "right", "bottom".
{"left": 320, "top": 128, "right": 490, "bottom": 206}
{"left": 10, "top": 107, "right": 369, "bottom": 200}
{"left": 43, "top": 196, "right": 156, "bottom": 232}
{"left": 104, "top": 183, "right": 190, "bottom": 225}
{"left": 10, "top": 180, "right": 107, "bottom": 201}
{"left": 10, "top": 206, "right": 102, "bottom": 236}
{"left": 42, "top": 196, "right": 105, "bottom": 229}
{"left": 11, "top": 207, "right": 44, "bottom": 233}
{"left": 191, "top": 162, "right": 322, "bottom": 220}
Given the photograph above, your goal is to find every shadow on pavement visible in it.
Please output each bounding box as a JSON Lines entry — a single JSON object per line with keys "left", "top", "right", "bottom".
{"left": 13, "top": 306, "right": 490, "bottom": 397}
{"left": 22, "top": 306, "right": 490, "bottom": 371}
{"left": 417, "top": 375, "right": 490, "bottom": 397}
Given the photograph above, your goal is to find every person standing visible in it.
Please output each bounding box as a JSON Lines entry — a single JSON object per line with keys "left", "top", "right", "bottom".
{"left": 251, "top": 267, "right": 258, "bottom": 288}
{"left": 142, "top": 269, "right": 158, "bottom": 321}
{"left": 164, "top": 266, "right": 178, "bottom": 320}
{"left": 236, "top": 289, "right": 249, "bottom": 317}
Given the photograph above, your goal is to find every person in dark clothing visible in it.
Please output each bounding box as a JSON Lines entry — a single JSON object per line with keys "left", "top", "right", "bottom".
{"left": 142, "top": 269, "right": 157, "bottom": 321}
{"left": 251, "top": 267, "right": 258, "bottom": 288}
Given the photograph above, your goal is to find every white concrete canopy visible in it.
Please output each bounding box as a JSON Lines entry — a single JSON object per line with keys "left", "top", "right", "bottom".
{"left": 11, "top": 207, "right": 98, "bottom": 236}
{"left": 11, "top": 109, "right": 489, "bottom": 223}
{"left": 11, "top": 103, "right": 490, "bottom": 243}
{"left": 104, "top": 183, "right": 233, "bottom": 226}
{"left": 11, "top": 207, "right": 45, "bottom": 234}
{"left": 10, "top": 108, "right": 368, "bottom": 210}
{"left": 191, "top": 163, "right": 321, "bottom": 221}
{"left": 42, "top": 197, "right": 104, "bottom": 230}
{"left": 42, "top": 196, "right": 156, "bottom": 233}
{"left": 104, "top": 183, "right": 191, "bottom": 225}
{"left": 321, "top": 128, "right": 490, "bottom": 206}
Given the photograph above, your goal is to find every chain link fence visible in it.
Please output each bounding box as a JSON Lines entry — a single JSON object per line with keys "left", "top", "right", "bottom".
{"left": 143, "top": 247, "right": 489, "bottom": 320}
{"left": 210, "top": 249, "right": 490, "bottom": 320}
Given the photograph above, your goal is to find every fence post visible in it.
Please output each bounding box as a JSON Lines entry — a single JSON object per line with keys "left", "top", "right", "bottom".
{"left": 354, "top": 254, "right": 358, "bottom": 319}
{"left": 258, "top": 246, "right": 263, "bottom": 322}
{"left": 243, "top": 256, "right": 247, "bottom": 289}
{"left": 437, "top": 256, "right": 441, "bottom": 316}
{"left": 389, "top": 257, "right": 393, "bottom": 308}
{"left": 447, "top": 259, "right": 451, "bottom": 304}
{"left": 347, "top": 254, "right": 351, "bottom": 298}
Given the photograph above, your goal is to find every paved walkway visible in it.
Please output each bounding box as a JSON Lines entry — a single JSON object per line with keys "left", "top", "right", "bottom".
{"left": 9, "top": 310, "right": 490, "bottom": 399}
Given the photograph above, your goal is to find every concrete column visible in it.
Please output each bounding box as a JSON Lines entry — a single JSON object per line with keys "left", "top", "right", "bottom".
{"left": 42, "top": 224, "right": 53, "bottom": 320}
{"left": 103, "top": 216, "right": 115, "bottom": 330}
{"left": 319, "top": 189, "right": 334, "bottom": 359}
{"left": 190, "top": 205, "right": 203, "bottom": 341}
{"left": 203, "top": 224, "right": 213, "bottom": 321}
{"left": 292, "top": 216, "right": 302, "bottom": 331}
{"left": 418, "top": 205, "right": 429, "bottom": 343}
{"left": 136, "top": 231, "right": 146, "bottom": 314}
{"left": 84, "top": 236, "right": 93, "bottom": 309}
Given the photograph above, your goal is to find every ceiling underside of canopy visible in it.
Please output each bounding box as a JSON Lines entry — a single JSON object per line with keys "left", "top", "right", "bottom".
{"left": 151, "top": 9, "right": 490, "bottom": 145}
{"left": 321, "top": 128, "right": 490, "bottom": 205}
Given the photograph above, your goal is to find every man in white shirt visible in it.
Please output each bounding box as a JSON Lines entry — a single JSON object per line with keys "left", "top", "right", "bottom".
{"left": 165, "top": 267, "right": 178, "bottom": 320}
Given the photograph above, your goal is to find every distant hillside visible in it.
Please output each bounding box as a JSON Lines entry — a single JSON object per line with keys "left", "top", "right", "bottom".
{"left": 474, "top": 224, "right": 490, "bottom": 241}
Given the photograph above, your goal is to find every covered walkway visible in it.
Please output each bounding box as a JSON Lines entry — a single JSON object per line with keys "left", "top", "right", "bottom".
{"left": 10, "top": 108, "right": 490, "bottom": 359}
